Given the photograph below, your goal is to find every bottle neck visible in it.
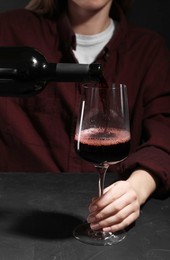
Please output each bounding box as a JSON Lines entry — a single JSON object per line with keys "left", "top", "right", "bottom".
{"left": 45, "top": 63, "right": 103, "bottom": 82}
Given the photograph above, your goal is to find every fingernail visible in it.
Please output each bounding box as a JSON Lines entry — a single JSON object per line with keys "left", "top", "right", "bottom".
{"left": 87, "top": 216, "right": 96, "bottom": 223}
{"left": 89, "top": 205, "right": 97, "bottom": 212}
{"left": 103, "top": 227, "right": 110, "bottom": 232}
{"left": 90, "top": 223, "right": 100, "bottom": 230}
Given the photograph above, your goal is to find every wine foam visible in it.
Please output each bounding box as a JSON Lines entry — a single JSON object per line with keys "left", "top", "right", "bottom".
{"left": 75, "top": 128, "right": 130, "bottom": 146}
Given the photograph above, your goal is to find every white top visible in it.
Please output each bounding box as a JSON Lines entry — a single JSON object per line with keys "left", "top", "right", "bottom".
{"left": 73, "top": 19, "right": 115, "bottom": 64}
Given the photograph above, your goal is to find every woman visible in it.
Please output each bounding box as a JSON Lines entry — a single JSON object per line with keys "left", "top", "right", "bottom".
{"left": 0, "top": 0, "right": 169, "bottom": 233}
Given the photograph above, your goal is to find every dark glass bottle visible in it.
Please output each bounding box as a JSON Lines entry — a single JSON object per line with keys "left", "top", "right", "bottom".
{"left": 0, "top": 46, "right": 103, "bottom": 96}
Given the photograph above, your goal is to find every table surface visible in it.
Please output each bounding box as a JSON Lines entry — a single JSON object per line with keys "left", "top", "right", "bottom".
{"left": 0, "top": 172, "right": 169, "bottom": 260}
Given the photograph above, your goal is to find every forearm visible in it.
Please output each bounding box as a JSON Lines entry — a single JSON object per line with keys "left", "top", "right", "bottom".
{"left": 127, "top": 169, "right": 158, "bottom": 205}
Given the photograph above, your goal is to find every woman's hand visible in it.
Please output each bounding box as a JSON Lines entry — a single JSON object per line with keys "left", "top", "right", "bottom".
{"left": 87, "top": 170, "right": 157, "bottom": 232}
{"left": 87, "top": 180, "right": 140, "bottom": 232}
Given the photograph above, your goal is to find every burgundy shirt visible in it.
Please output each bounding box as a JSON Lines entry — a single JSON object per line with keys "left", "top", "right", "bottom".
{"left": 0, "top": 6, "right": 169, "bottom": 196}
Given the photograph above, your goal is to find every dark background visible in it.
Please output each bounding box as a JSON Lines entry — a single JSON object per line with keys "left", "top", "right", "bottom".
{"left": 0, "top": 0, "right": 170, "bottom": 48}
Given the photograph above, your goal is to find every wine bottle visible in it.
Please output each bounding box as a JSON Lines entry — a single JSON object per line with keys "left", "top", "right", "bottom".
{"left": 0, "top": 46, "right": 103, "bottom": 96}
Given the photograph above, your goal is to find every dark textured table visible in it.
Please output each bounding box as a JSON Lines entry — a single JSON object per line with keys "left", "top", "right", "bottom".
{"left": 0, "top": 172, "right": 169, "bottom": 260}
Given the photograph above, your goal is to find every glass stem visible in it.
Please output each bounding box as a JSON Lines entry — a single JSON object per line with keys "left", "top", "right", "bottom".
{"left": 95, "top": 164, "right": 109, "bottom": 197}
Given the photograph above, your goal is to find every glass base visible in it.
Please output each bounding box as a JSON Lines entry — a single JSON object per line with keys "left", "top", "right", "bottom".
{"left": 73, "top": 222, "right": 126, "bottom": 246}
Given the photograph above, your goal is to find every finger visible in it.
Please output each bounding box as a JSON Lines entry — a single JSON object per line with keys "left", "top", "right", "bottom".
{"left": 89, "top": 181, "right": 128, "bottom": 212}
{"left": 102, "top": 211, "right": 140, "bottom": 233}
{"left": 88, "top": 192, "right": 128, "bottom": 222}
{"left": 88, "top": 190, "right": 137, "bottom": 223}
{"left": 90, "top": 200, "right": 140, "bottom": 230}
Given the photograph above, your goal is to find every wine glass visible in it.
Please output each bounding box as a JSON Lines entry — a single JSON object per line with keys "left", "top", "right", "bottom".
{"left": 73, "top": 83, "right": 131, "bottom": 246}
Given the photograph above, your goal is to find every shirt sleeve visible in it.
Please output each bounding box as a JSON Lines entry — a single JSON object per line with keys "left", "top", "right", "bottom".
{"left": 118, "top": 36, "right": 170, "bottom": 198}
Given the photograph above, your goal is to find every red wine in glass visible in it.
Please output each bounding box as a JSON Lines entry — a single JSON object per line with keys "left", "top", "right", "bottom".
{"left": 73, "top": 84, "right": 131, "bottom": 245}
{"left": 75, "top": 127, "right": 130, "bottom": 164}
